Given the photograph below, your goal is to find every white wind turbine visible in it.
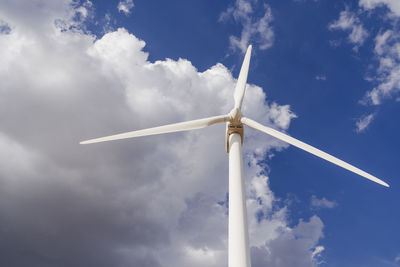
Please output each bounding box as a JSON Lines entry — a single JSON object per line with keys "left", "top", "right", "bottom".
{"left": 81, "top": 45, "right": 389, "bottom": 267}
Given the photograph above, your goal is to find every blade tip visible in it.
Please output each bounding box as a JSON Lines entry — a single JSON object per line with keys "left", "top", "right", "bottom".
{"left": 377, "top": 179, "right": 390, "bottom": 188}
{"left": 247, "top": 44, "right": 252, "bottom": 52}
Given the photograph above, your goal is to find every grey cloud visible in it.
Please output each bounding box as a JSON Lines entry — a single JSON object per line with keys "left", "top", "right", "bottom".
{"left": 0, "top": 19, "right": 11, "bottom": 34}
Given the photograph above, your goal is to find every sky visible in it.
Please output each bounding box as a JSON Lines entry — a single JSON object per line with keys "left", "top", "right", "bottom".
{"left": 0, "top": 0, "right": 399, "bottom": 266}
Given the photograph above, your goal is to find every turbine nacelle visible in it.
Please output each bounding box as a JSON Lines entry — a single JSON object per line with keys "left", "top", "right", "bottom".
{"left": 226, "top": 108, "right": 244, "bottom": 153}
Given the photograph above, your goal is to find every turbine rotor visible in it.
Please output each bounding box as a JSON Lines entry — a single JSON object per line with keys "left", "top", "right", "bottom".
{"left": 80, "top": 44, "right": 389, "bottom": 188}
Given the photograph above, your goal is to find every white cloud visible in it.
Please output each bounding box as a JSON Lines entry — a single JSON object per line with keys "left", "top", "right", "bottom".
{"left": 0, "top": 1, "right": 324, "bottom": 267}
{"left": 102, "top": 12, "right": 115, "bottom": 33}
{"left": 376, "top": 253, "right": 400, "bottom": 266}
{"left": 351, "top": 2, "right": 400, "bottom": 106}
{"left": 360, "top": 0, "right": 400, "bottom": 17}
{"left": 219, "top": 0, "right": 274, "bottom": 53}
{"left": 329, "top": 8, "right": 369, "bottom": 50}
{"left": 246, "top": 165, "right": 325, "bottom": 266}
{"left": 361, "top": 30, "right": 400, "bottom": 105}
{"left": 330, "top": 4, "right": 400, "bottom": 106}
{"left": 355, "top": 113, "right": 376, "bottom": 132}
{"left": 375, "top": 30, "right": 392, "bottom": 55}
{"left": 118, "top": 0, "right": 134, "bottom": 15}
{"left": 315, "top": 75, "right": 327, "bottom": 81}
{"left": 395, "top": 254, "right": 400, "bottom": 263}
{"left": 329, "top": 4, "right": 400, "bottom": 128}
{"left": 311, "top": 195, "right": 337, "bottom": 209}
{"left": 251, "top": 215, "right": 325, "bottom": 267}
{"left": 312, "top": 246, "right": 325, "bottom": 262}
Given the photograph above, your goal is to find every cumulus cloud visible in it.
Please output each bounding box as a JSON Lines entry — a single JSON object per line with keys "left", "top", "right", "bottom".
{"left": 355, "top": 113, "right": 376, "bottom": 132}
{"left": 251, "top": 216, "right": 324, "bottom": 267}
{"left": 219, "top": 0, "right": 274, "bottom": 53}
{"left": 329, "top": 8, "right": 369, "bottom": 50}
{"left": 311, "top": 195, "right": 337, "bottom": 209}
{"left": 0, "top": 1, "right": 324, "bottom": 267}
{"left": 118, "top": 0, "right": 134, "bottom": 15}
{"left": 246, "top": 165, "right": 325, "bottom": 266}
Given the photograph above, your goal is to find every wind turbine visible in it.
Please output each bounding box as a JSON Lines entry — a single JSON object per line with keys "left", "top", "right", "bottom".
{"left": 80, "top": 45, "right": 389, "bottom": 267}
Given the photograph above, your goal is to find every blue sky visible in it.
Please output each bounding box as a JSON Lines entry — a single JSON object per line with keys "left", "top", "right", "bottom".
{"left": 0, "top": 0, "right": 399, "bottom": 266}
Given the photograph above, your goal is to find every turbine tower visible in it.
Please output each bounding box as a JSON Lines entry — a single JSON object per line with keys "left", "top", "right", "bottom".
{"left": 80, "top": 45, "right": 389, "bottom": 267}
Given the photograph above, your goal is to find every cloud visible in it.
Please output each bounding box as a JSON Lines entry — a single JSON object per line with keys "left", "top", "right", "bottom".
{"left": 118, "top": 0, "right": 134, "bottom": 15}
{"left": 246, "top": 165, "right": 325, "bottom": 266}
{"left": 354, "top": 1, "right": 400, "bottom": 106}
{"left": 315, "top": 75, "right": 327, "bottom": 81}
{"left": 359, "top": 0, "right": 400, "bottom": 17}
{"left": 311, "top": 195, "right": 337, "bottom": 209}
{"left": 0, "top": 1, "right": 324, "bottom": 267}
{"left": 328, "top": 3, "right": 400, "bottom": 128}
{"left": 0, "top": 19, "right": 11, "bottom": 34}
{"left": 329, "top": 3, "right": 400, "bottom": 129}
{"left": 329, "top": 8, "right": 369, "bottom": 50}
{"left": 361, "top": 29, "right": 400, "bottom": 105}
{"left": 395, "top": 254, "right": 400, "bottom": 263}
{"left": 355, "top": 113, "right": 376, "bottom": 132}
{"left": 219, "top": 0, "right": 274, "bottom": 53}
{"left": 251, "top": 215, "right": 325, "bottom": 267}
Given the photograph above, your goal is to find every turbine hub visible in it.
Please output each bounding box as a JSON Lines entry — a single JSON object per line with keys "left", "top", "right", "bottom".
{"left": 226, "top": 108, "right": 244, "bottom": 153}
{"left": 229, "top": 108, "right": 242, "bottom": 125}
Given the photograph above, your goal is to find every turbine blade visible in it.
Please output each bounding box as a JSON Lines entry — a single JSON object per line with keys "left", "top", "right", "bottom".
{"left": 234, "top": 45, "right": 252, "bottom": 110}
{"left": 81, "top": 114, "right": 229, "bottom": 145}
{"left": 241, "top": 117, "right": 389, "bottom": 187}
